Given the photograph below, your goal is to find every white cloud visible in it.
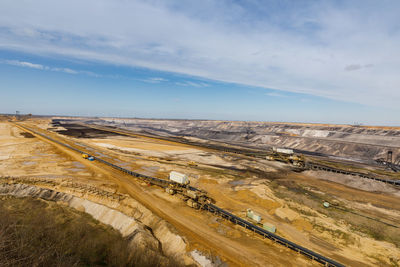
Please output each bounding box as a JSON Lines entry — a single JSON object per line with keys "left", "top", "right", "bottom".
{"left": 265, "top": 92, "right": 287, "bottom": 98}
{"left": 5, "top": 60, "right": 45, "bottom": 70}
{"left": 175, "top": 81, "right": 209, "bottom": 87}
{"left": 2, "top": 59, "right": 100, "bottom": 77}
{"left": 51, "top": 67, "right": 77, "bottom": 74}
{"left": 151, "top": 77, "right": 168, "bottom": 82}
{"left": 0, "top": 1, "right": 399, "bottom": 108}
{"left": 142, "top": 77, "right": 168, "bottom": 83}
{"left": 136, "top": 77, "right": 169, "bottom": 83}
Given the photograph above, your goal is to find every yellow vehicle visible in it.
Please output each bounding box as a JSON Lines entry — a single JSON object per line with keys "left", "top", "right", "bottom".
{"left": 266, "top": 152, "right": 305, "bottom": 168}
{"left": 187, "top": 161, "right": 198, "bottom": 167}
{"left": 82, "top": 153, "right": 89, "bottom": 159}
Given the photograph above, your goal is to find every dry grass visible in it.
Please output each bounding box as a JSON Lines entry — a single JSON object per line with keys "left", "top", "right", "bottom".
{"left": 0, "top": 197, "right": 181, "bottom": 267}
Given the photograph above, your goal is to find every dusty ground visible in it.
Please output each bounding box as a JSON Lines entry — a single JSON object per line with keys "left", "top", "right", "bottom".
{"left": 1, "top": 120, "right": 314, "bottom": 266}
{"left": 1, "top": 117, "right": 400, "bottom": 266}
{"left": 0, "top": 122, "right": 94, "bottom": 179}
{"left": 77, "top": 117, "right": 400, "bottom": 164}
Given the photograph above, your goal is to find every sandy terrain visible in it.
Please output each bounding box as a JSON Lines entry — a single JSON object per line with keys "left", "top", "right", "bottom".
{"left": 0, "top": 123, "right": 94, "bottom": 178}
{"left": 3, "top": 121, "right": 315, "bottom": 266}
{"left": 83, "top": 117, "right": 400, "bottom": 164}
{"left": 50, "top": 119, "right": 400, "bottom": 266}
{"left": 1, "top": 117, "right": 400, "bottom": 266}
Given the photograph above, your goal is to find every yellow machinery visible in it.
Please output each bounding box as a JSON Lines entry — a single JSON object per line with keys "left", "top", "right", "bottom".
{"left": 289, "top": 154, "right": 305, "bottom": 167}
{"left": 165, "top": 171, "right": 213, "bottom": 209}
{"left": 266, "top": 150, "right": 305, "bottom": 168}
{"left": 82, "top": 153, "right": 89, "bottom": 159}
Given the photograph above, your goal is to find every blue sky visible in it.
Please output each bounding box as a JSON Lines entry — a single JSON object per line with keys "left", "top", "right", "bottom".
{"left": 0, "top": 1, "right": 399, "bottom": 125}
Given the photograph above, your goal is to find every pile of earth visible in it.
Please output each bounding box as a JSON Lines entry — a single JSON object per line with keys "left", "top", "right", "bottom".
{"left": 77, "top": 118, "right": 400, "bottom": 164}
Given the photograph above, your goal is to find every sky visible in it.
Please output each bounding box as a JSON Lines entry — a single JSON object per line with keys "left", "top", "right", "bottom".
{"left": 0, "top": 0, "right": 399, "bottom": 125}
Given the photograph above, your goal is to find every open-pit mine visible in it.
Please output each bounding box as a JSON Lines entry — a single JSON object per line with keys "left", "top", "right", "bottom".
{"left": 1, "top": 115, "right": 399, "bottom": 267}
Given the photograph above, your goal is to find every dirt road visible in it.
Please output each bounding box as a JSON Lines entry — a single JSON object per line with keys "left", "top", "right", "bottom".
{"left": 14, "top": 122, "right": 316, "bottom": 267}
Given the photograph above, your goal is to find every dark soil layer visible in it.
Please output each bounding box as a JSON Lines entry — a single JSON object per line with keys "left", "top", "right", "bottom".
{"left": 86, "top": 118, "right": 400, "bottom": 163}
{"left": 19, "top": 132, "right": 35, "bottom": 138}
{"left": 52, "top": 120, "right": 124, "bottom": 138}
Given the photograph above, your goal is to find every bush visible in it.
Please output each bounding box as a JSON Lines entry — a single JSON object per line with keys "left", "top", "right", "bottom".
{"left": 0, "top": 197, "right": 179, "bottom": 267}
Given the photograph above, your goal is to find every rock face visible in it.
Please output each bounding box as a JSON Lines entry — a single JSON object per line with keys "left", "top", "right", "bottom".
{"left": 0, "top": 183, "right": 160, "bottom": 251}
{"left": 87, "top": 118, "right": 400, "bottom": 163}
{"left": 0, "top": 178, "right": 190, "bottom": 264}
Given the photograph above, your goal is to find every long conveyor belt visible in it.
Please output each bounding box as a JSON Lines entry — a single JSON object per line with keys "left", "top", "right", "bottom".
{"left": 80, "top": 122, "right": 400, "bottom": 187}
{"left": 15, "top": 123, "right": 345, "bottom": 267}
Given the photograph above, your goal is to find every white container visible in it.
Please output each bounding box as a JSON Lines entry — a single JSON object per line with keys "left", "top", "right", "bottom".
{"left": 246, "top": 209, "right": 262, "bottom": 223}
{"left": 273, "top": 147, "right": 294, "bottom": 155}
{"left": 169, "top": 171, "right": 189, "bottom": 185}
{"left": 263, "top": 222, "right": 276, "bottom": 233}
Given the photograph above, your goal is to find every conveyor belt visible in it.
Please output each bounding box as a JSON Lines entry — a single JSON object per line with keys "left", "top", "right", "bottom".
{"left": 306, "top": 162, "right": 400, "bottom": 186}
{"left": 81, "top": 123, "right": 399, "bottom": 187}
{"left": 204, "top": 204, "right": 344, "bottom": 267}
{"left": 15, "top": 123, "right": 345, "bottom": 267}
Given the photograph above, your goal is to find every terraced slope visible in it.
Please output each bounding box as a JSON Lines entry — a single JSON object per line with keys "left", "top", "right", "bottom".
{"left": 77, "top": 118, "right": 400, "bottom": 164}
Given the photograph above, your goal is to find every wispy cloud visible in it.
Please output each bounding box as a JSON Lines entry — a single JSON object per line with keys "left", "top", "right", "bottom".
{"left": 1, "top": 59, "right": 100, "bottom": 77}
{"left": 0, "top": 1, "right": 399, "bottom": 108}
{"left": 265, "top": 92, "right": 287, "bottom": 98}
{"left": 175, "top": 81, "right": 209, "bottom": 87}
{"left": 141, "top": 77, "right": 168, "bottom": 83}
{"left": 5, "top": 60, "right": 45, "bottom": 70}
{"left": 51, "top": 67, "right": 78, "bottom": 74}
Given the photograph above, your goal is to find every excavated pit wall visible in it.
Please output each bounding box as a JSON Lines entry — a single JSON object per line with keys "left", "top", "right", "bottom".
{"left": 0, "top": 177, "right": 191, "bottom": 265}
{"left": 87, "top": 118, "right": 400, "bottom": 162}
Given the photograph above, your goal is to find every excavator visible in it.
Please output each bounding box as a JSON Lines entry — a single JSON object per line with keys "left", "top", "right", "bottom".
{"left": 266, "top": 147, "right": 306, "bottom": 169}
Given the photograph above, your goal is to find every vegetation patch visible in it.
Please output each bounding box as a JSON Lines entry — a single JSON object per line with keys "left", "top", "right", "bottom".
{"left": 0, "top": 197, "right": 179, "bottom": 267}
